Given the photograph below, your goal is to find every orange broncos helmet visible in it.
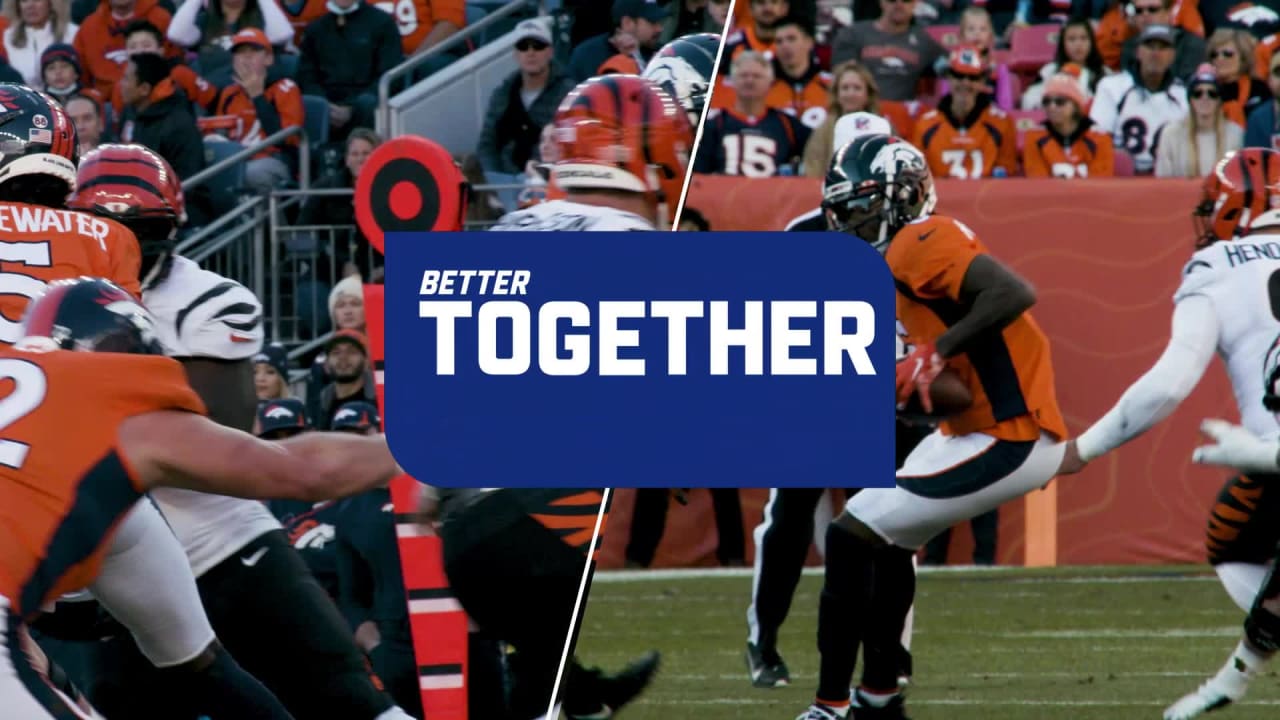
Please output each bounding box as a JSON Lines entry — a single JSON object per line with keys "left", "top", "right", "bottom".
{"left": 550, "top": 74, "right": 693, "bottom": 223}
{"left": 1195, "top": 148, "right": 1280, "bottom": 247}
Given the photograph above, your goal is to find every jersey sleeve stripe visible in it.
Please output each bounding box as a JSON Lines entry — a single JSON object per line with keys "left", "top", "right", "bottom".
{"left": 18, "top": 451, "right": 141, "bottom": 619}
{"left": 175, "top": 281, "right": 239, "bottom": 337}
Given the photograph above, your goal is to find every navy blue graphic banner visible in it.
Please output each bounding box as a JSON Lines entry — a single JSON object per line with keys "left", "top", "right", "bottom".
{"left": 384, "top": 231, "right": 896, "bottom": 488}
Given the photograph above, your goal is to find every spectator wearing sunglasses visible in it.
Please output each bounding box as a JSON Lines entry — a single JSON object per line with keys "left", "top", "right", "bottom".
{"left": 1206, "top": 28, "right": 1270, "bottom": 129}
{"left": 1022, "top": 70, "right": 1114, "bottom": 178}
{"left": 911, "top": 45, "right": 1017, "bottom": 179}
{"left": 1117, "top": 0, "right": 1204, "bottom": 82}
{"left": 476, "top": 18, "right": 573, "bottom": 176}
{"left": 1155, "top": 63, "right": 1240, "bottom": 177}
{"left": 1095, "top": 0, "right": 1203, "bottom": 74}
{"left": 1244, "top": 50, "right": 1280, "bottom": 150}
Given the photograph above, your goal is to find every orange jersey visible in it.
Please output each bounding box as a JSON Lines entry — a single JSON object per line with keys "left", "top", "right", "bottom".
{"left": 887, "top": 215, "right": 1066, "bottom": 442}
{"left": 912, "top": 96, "right": 1017, "bottom": 179}
{"left": 74, "top": 0, "right": 176, "bottom": 98}
{"left": 372, "top": 0, "right": 464, "bottom": 55}
{"left": 212, "top": 78, "right": 304, "bottom": 159}
{"left": 281, "top": 0, "right": 327, "bottom": 46}
{"left": 0, "top": 204, "right": 140, "bottom": 346}
{"left": 1021, "top": 120, "right": 1115, "bottom": 178}
{"left": 0, "top": 348, "right": 204, "bottom": 618}
{"left": 763, "top": 67, "right": 833, "bottom": 130}
{"left": 111, "top": 64, "right": 216, "bottom": 121}
{"left": 1096, "top": 2, "right": 1204, "bottom": 71}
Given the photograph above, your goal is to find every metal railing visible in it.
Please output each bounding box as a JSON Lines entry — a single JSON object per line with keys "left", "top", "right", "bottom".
{"left": 182, "top": 125, "right": 312, "bottom": 193}
{"left": 377, "top": 0, "right": 537, "bottom": 135}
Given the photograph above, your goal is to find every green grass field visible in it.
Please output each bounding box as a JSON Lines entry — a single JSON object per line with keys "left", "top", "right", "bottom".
{"left": 575, "top": 566, "right": 1280, "bottom": 719}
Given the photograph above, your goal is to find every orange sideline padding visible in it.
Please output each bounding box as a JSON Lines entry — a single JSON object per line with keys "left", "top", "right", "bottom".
{"left": 595, "top": 175, "right": 1236, "bottom": 568}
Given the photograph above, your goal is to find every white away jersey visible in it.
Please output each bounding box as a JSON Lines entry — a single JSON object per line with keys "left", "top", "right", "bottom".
{"left": 1174, "top": 239, "right": 1280, "bottom": 441}
{"left": 487, "top": 200, "right": 656, "bottom": 232}
{"left": 1089, "top": 72, "right": 1187, "bottom": 174}
{"left": 143, "top": 256, "right": 265, "bottom": 359}
{"left": 143, "top": 255, "right": 281, "bottom": 577}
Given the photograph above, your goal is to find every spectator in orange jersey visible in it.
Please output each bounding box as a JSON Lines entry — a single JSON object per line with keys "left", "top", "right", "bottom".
{"left": 210, "top": 27, "right": 302, "bottom": 193}
{"left": 73, "top": 0, "right": 173, "bottom": 98}
{"left": 39, "top": 43, "right": 103, "bottom": 109}
{"left": 763, "top": 15, "right": 829, "bottom": 129}
{"left": 1207, "top": 28, "right": 1271, "bottom": 129}
{"left": 1022, "top": 71, "right": 1114, "bottom": 178}
{"left": 712, "top": 0, "right": 786, "bottom": 112}
{"left": 802, "top": 60, "right": 883, "bottom": 177}
{"left": 1110, "top": 0, "right": 1204, "bottom": 80}
{"left": 370, "top": 0, "right": 462, "bottom": 59}
{"left": 110, "top": 20, "right": 217, "bottom": 117}
{"left": 912, "top": 45, "right": 1017, "bottom": 179}
{"left": 1096, "top": 0, "right": 1202, "bottom": 72}
{"left": 64, "top": 92, "right": 103, "bottom": 152}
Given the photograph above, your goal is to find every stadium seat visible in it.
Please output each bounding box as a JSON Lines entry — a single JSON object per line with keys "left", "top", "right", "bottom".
{"left": 925, "top": 24, "right": 960, "bottom": 50}
{"left": 1009, "top": 24, "right": 1060, "bottom": 75}
{"left": 1113, "top": 150, "right": 1136, "bottom": 177}
{"left": 302, "top": 95, "right": 330, "bottom": 147}
{"left": 1008, "top": 109, "right": 1045, "bottom": 151}
{"left": 275, "top": 53, "right": 300, "bottom": 80}
{"left": 202, "top": 139, "right": 248, "bottom": 214}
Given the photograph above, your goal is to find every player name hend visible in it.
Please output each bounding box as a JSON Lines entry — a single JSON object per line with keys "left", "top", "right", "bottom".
{"left": 417, "top": 299, "right": 879, "bottom": 377}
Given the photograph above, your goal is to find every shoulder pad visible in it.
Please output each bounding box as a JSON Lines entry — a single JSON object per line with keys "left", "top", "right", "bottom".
{"left": 1173, "top": 249, "right": 1223, "bottom": 304}
{"left": 150, "top": 264, "right": 265, "bottom": 359}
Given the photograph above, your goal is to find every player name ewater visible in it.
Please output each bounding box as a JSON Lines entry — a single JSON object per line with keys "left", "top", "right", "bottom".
{"left": 418, "top": 269, "right": 880, "bottom": 377}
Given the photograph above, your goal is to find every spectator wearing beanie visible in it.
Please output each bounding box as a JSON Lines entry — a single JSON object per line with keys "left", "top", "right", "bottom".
{"left": 254, "top": 341, "right": 292, "bottom": 400}
{"left": 1156, "top": 63, "right": 1242, "bottom": 177}
{"left": 39, "top": 43, "right": 101, "bottom": 106}
{"left": 74, "top": 0, "right": 174, "bottom": 98}
{"left": 297, "top": 0, "right": 401, "bottom": 140}
{"left": 4, "top": 0, "right": 78, "bottom": 88}
{"left": 477, "top": 18, "right": 574, "bottom": 176}
{"left": 1022, "top": 71, "right": 1114, "bottom": 178}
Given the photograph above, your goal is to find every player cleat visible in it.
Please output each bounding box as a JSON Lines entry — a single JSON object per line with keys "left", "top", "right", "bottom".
{"left": 1163, "top": 678, "right": 1246, "bottom": 720}
{"left": 795, "top": 702, "right": 849, "bottom": 720}
{"left": 851, "top": 689, "right": 911, "bottom": 720}
{"left": 746, "top": 642, "right": 791, "bottom": 688}
{"left": 565, "top": 650, "right": 661, "bottom": 720}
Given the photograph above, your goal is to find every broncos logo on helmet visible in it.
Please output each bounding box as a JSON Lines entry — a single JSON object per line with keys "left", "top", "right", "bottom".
{"left": 1194, "top": 148, "right": 1280, "bottom": 247}
{"left": 822, "top": 134, "right": 936, "bottom": 253}
{"left": 20, "top": 276, "right": 162, "bottom": 355}
{"left": 642, "top": 33, "right": 719, "bottom": 127}
{"left": 69, "top": 143, "right": 186, "bottom": 289}
{"left": 551, "top": 74, "right": 693, "bottom": 226}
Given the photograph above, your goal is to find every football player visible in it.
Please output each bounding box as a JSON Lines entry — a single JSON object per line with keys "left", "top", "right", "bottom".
{"left": 747, "top": 116, "right": 921, "bottom": 692}
{"left": 0, "top": 88, "right": 292, "bottom": 718}
{"left": 0, "top": 276, "right": 400, "bottom": 719}
{"left": 68, "top": 144, "right": 415, "bottom": 719}
{"left": 799, "top": 134, "right": 1068, "bottom": 720}
{"left": 1054, "top": 148, "right": 1280, "bottom": 720}
{"left": 488, "top": 74, "right": 693, "bottom": 231}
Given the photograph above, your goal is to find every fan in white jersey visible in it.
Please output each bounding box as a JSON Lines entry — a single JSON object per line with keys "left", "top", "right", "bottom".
{"left": 488, "top": 73, "right": 693, "bottom": 232}
{"left": 1088, "top": 24, "right": 1188, "bottom": 174}
{"left": 1055, "top": 148, "right": 1280, "bottom": 720}
{"left": 68, "top": 144, "right": 415, "bottom": 720}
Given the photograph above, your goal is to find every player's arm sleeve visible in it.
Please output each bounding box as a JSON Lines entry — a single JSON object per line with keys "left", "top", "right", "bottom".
{"left": 1075, "top": 294, "right": 1220, "bottom": 461}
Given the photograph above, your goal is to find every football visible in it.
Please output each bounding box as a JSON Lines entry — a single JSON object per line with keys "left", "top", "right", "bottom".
{"left": 898, "top": 367, "right": 973, "bottom": 422}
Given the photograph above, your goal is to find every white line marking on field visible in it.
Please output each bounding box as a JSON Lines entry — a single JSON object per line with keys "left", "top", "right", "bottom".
{"left": 591, "top": 567, "right": 1218, "bottom": 583}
